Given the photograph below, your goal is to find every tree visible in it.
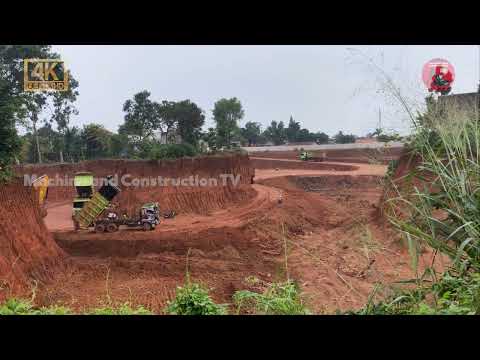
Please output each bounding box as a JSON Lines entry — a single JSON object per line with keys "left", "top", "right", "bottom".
{"left": 286, "top": 116, "right": 300, "bottom": 143}
{"left": 157, "top": 100, "right": 177, "bottom": 143}
{"left": 334, "top": 131, "right": 356, "bottom": 144}
{"left": 0, "top": 45, "right": 79, "bottom": 169}
{"left": 172, "top": 100, "right": 205, "bottom": 146}
{"left": 49, "top": 74, "right": 80, "bottom": 162}
{"left": 63, "top": 126, "right": 84, "bottom": 162}
{"left": 313, "top": 132, "right": 329, "bottom": 144}
{"left": 213, "top": 97, "right": 244, "bottom": 148}
{"left": 81, "top": 124, "right": 113, "bottom": 159}
{"left": 23, "top": 93, "right": 48, "bottom": 163}
{"left": 264, "top": 120, "right": 287, "bottom": 145}
{"left": 120, "top": 91, "right": 161, "bottom": 142}
{"left": 202, "top": 128, "right": 217, "bottom": 148}
{"left": 241, "top": 121, "right": 262, "bottom": 146}
{"left": 296, "top": 128, "right": 314, "bottom": 142}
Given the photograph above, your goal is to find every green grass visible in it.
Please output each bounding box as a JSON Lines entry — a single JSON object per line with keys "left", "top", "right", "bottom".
{"left": 0, "top": 298, "right": 153, "bottom": 315}
{"left": 233, "top": 278, "right": 310, "bottom": 315}
{"left": 387, "top": 117, "right": 480, "bottom": 270}
{"left": 343, "top": 269, "right": 480, "bottom": 315}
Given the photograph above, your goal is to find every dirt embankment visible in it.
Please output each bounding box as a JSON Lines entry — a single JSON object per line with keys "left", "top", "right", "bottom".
{"left": 0, "top": 179, "right": 65, "bottom": 302}
{"left": 250, "top": 146, "right": 404, "bottom": 164}
{"left": 16, "top": 154, "right": 256, "bottom": 215}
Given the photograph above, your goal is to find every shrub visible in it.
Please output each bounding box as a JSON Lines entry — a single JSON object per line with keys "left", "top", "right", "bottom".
{"left": 343, "top": 270, "right": 480, "bottom": 315}
{"left": 0, "top": 299, "right": 72, "bottom": 315}
{"left": 165, "top": 282, "right": 227, "bottom": 315}
{"left": 233, "top": 279, "right": 310, "bottom": 315}
{"left": 149, "top": 143, "right": 197, "bottom": 160}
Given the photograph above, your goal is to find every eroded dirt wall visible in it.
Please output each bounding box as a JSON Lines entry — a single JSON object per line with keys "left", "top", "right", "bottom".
{"left": 15, "top": 154, "right": 256, "bottom": 215}
{"left": 0, "top": 179, "right": 64, "bottom": 302}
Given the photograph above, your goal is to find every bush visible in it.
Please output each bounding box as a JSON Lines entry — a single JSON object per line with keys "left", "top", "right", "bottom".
{"left": 165, "top": 282, "right": 227, "bottom": 315}
{"left": 388, "top": 118, "right": 480, "bottom": 269}
{"left": 149, "top": 143, "right": 198, "bottom": 160}
{"left": 233, "top": 279, "right": 310, "bottom": 315}
{"left": 343, "top": 270, "right": 480, "bottom": 315}
{"left": 0, "top": 299, "right": 72, "bottom": 315}
{"left": 0, "top": 299, "right": 152, "bottom": 315}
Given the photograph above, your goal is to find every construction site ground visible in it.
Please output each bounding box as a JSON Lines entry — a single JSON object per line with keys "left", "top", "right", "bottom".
{"left": 33, "top": 152, "right": 443, "bottom": 314}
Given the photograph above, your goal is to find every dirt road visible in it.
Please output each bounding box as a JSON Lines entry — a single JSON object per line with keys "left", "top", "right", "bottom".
{"left": 35, "top": 155, "right": 444, "bottom": 314}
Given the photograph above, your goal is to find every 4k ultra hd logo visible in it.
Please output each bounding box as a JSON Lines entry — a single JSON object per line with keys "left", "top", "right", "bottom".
{"left": 23, "top": 59, "right": 69, "bottom": 92}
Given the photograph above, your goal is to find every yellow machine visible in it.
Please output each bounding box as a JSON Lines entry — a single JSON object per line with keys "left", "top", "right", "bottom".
{"left": 32, "top": 175, "right": 49, "bottom": 217}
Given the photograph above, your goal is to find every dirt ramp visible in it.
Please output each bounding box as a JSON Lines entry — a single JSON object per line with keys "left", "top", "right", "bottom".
{"left": 251, "top": 158, "right": 358, "bottom": 171}
{"left": 250, "top": 147, "right": 404, "bottom": 164}
{"left": 0, "top": 179, "right": 64, "bottom": 301}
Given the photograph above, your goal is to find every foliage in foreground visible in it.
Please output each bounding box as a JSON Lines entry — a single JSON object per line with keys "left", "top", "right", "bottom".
{"left": 0, "top": 299, "right": 153, "bottom": 315}
{"left": 165, "top": 282, "right": 227, "bottom": 315}
{"left": 388, "top": 115, "right": 480, "bottom": 270}
{"left": 233, "top": 278, "right": 310, "bottom": 315}
{"left": 344, "top": 269, "right": 480, "bottom": 315}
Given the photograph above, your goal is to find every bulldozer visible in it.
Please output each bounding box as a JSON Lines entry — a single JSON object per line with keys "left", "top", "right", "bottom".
{"left": 32, "top": 175, "right": 49, "bottom": 217}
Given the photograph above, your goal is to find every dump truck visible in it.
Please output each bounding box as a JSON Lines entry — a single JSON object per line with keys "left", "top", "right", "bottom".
{"left": 299, "top": 151, "right": 326, "bottom": 162}
{"left": 299, "top": 151, "right": 312, "bottom": 161}
{"left": 73, "top": 175, "right": 121, "bottom": 230}
{"left": 32, "top": 175, "right": 49, "bottom": 217}
{"left": 93, "top": 202, "right": 160, "bottom": 232}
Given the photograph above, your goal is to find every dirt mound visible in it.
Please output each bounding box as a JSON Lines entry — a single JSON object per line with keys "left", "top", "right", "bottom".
{"left": 16, "top": 154, "right": 256, "bottom": 215}
{"left": 0, "top": 179, "right": 64, "bottom": 301}
{"left": 251, "top": 158, "right": 358, "bottom": 171}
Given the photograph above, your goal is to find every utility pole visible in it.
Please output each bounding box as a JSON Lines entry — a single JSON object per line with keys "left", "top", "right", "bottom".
{"left": 377, "top": 107, "right": 382, "bottom": 131}
{"left": 477, "top": 45, "right": 480, "bottom": 122}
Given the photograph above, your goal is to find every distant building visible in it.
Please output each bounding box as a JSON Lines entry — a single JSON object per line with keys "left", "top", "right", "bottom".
{"left": 286, "top": 141, "right": 316, "bottom": 146}
{"left": 355, "top": 137, "right": 378, "bottom": 144}
{"left": 153, "top": 130, "right": 182, "bottom": 144}
{"left": 437, "top": 92, "right": 480, "bottom": 117}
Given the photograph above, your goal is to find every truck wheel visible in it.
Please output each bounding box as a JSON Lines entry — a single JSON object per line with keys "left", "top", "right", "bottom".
{"left": 106, "top": 223, "right": 118, "bottom": 233}
{"left": 143, "top": 223, "right": 152, "bottom": 231}
{"left": 95, "top": 224, "right": 106, "bottom": 233}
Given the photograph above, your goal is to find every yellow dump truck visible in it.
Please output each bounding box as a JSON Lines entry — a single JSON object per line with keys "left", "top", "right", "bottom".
{"left": 73, "top": 175, "right": 122, "bottom": 230}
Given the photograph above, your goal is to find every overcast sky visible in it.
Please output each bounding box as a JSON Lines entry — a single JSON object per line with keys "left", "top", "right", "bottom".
{"left": 52, "top": 45, "right": 479, "bottom": 137}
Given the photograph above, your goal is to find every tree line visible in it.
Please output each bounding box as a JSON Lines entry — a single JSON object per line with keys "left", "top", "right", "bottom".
{"left": 0, "top": 45, "right": 359, "bottom": 176}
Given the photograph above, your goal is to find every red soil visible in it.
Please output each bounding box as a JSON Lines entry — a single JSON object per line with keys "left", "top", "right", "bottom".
{"left": 0, "top": 179, "right": 64, "bottom": 302}
{"left": 4, "top": 151, "right": 437, "bottom": 313}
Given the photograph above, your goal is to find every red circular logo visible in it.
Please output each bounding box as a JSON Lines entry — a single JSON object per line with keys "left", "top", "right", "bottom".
{"left": 422, "top": 58, "right": 455, "bottom": 95}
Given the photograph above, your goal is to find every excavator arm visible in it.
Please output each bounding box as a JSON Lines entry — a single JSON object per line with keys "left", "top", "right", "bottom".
{"left": 32, "top": 175, "right": 49, "bottom": 217}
